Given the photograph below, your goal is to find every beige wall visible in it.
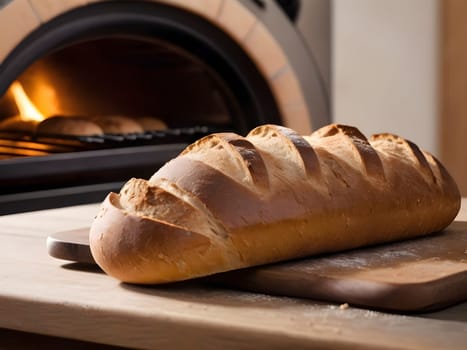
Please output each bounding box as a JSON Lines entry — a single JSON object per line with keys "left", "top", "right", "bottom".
{"left": 333, "top": 0, "right": 439, "bottom": 154}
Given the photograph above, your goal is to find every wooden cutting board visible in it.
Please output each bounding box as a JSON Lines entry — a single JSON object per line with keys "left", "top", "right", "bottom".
{"left": 47, "top": 221, "right": 467, "bottom": 313}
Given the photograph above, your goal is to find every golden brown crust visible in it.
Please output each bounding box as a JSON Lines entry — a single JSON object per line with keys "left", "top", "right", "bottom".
{"left": 89, "top": 193, "right": 236, "bottom": 283}
{"left": 181, "top": 132, "right": 270, "bottom": 191}
{"left": 249, "top": 125, "right": 322, "bottom": 180}
{"left": 309, "top": 124, "right": 385, "bottom": 180}
{"left": 89, "top": 124, "right": 461, "bottom": 284}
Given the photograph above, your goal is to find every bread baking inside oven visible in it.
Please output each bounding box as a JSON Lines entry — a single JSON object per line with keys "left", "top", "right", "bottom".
{"left": 91, "top": 115, "right": 144, "bottom": 134}
{"left": 8, "top": 114, "right": 168, "bottom": 136}
{"left": 0, "top": 116, "right": 38, "bottom": 134}
{"left": 89, "top": 124, "right": 461, "bottom": 284}
{"left": 136, "top": 117, "right": 167, "bottom": 131}
{"left": 36, "top": 116, "right": 103, "bottom": 136}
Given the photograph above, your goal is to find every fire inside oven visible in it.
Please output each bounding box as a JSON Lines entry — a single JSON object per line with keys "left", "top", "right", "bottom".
{"left": 0, "top": 2, "right": 282, "bottom": 214}
{"left": 0, "top": 37, "right": 258, "bottom": 150}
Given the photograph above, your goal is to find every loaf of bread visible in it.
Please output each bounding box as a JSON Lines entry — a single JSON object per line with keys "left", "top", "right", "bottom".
{"left": 37, "top": 116, "right": 103, "bottom": 136}
{"left": 0, "top": 116, "right": 38, "bottom": 134}
{"left": 136, "top": 116, "right": 167, "bottom": 131}
{"left": 89, "top": 124, "right": 460, "bottom": 284}
{"left": 91, "top": 115, "right": 143, "bottom": 134}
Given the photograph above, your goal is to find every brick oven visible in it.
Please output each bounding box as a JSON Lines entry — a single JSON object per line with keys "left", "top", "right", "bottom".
{"left": 0, "top": 0, "right": 329, "bottom": 214}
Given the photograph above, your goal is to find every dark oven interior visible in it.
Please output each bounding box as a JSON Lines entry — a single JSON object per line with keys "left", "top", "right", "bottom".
{"left": 0, "top": 2, "right": 282, "bottom": 214}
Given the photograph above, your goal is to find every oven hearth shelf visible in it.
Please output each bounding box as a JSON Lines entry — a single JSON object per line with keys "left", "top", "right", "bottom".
{"left": 0, "top": 125, "right": 228, "bottom": 215}
{"left": 0, "top": 125, "right": 224, "bottom": 158}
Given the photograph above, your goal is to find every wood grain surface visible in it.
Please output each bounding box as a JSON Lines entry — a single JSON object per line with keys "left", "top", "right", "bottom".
{"left": 213, "top": 221, "right": 467, "bottom": 312}
{"left": 48, "top": 222, "right": 467, "bottom": 313}
{"left": 0, "top": 201, "right": 466, "bottom": 349}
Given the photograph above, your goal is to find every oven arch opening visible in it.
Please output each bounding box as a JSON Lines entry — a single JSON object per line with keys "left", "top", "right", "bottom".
{"left": 0, "top": 0, "right": 282, "bottom": 134}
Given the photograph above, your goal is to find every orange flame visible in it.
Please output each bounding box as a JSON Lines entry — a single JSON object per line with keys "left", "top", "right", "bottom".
{"left": 9, "top": 81, "right": 45, "bottom": 121}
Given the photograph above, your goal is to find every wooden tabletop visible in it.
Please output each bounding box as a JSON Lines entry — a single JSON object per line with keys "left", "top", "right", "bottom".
{"left": 0, "top": 200, "right": 466, "bottom": 349}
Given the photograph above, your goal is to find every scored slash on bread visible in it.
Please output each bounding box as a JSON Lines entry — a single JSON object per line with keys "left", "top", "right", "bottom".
{"left": 309, "top": 124, "right": 385, "bottom": 180}
{"left": 89, "top": 124, "right": 461, "bottom": 284}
